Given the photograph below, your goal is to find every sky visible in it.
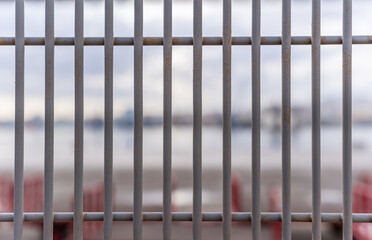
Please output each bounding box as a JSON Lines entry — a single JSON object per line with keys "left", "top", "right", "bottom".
{"left": 0, "top": 0, "right": 372, "bottom": 120}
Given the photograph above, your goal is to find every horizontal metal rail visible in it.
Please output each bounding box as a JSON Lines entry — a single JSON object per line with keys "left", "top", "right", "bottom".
{"left": 0, "top": 212, "right": 371, "bottom": 223}
{"left": 1, "top": 36, "right": 372, "bottom": 46}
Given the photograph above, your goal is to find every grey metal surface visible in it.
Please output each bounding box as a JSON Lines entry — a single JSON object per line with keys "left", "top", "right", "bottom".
{"left": 134, "top": 0, "right": 144, "bottom": 239}
{"left": 163, "top": 0, "right": 172, "bottom": 238}
{"left": 2, "top": 212, "right": 372, "bottom": 223}
{"left": 193, "top": 0, "right": 202, "bottom": 239}
{"left": 74, "top": 0, "right": 84, "bottom": 237}
{"left": 251, "top": 0, "right": 261, "bottom": 238}
{"left": 4, "top": 36, "right": 372, "bottom": 46}
{"left": 282, "top": 0, "right": 291, "bottom": 238}
{"left": 342, "top": 0, "right": 352, "bottom": 238}
{"left": 14, "top": 0, "right": 24, "bottom": 238}
{"left": 104, "top": 0, "right": 114, "bottom": 238}
{"left": 44, "top": 0, "right": 54, "bottom": 238}
{"left": 311, "top": 0, "right": 321, "bottom": 238}
{"left": 222, "top": 0, "right": 232, "bottom": 239}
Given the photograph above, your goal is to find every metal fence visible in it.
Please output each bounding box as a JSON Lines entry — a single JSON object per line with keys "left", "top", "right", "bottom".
{"left": 1, "top": 0, "right": 366, "bottom": 238}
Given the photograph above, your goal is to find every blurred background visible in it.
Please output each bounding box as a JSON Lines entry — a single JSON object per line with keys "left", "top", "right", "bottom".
{"left": 0, "top": 0, "right": 372, "bottom": 238}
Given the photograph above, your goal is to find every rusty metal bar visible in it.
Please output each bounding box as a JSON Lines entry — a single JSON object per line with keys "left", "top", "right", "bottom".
{"left": 3, "top": 36, "right": 372, "bottom": 46}
{"left": 73, "top": 0, "right": 84, "bottom": 237}
{"left": 193, "top": 0, "right": 203, "bottom": 240}
{"left": 222, "top": 0, "right": 232, "bottom": 238}
{"left": 251, "top": 0, "right": 261, "bottom": 238}
{"left": 192, "top": 0, "right": 202, "bottom": 239}
{"left": 134, "top": 0, "right": 144, "bottom": 238}
{"left": 342, "top": 0, "right": 352, "bottom": 238}
{"left": 311, "top": 0, "right": 321, "bottom": 238}
{"left": 282, "top": 0, "right": 291, "bottom": 238}
{"left": 2, "top": 212, "right": 372, "bottom": 223}
{"left": 44, "top": 0, "right": 55, "bottom": 237}
{"left": 14, "top": 0, "right": 24, "bottom": 237}
{"left": 104, "top": 0, "right": 114, "bottom": 238}
{"left": 163, "top": 0, "right": 172, "bottom": 238}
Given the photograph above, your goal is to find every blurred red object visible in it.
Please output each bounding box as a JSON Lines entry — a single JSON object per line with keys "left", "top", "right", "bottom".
{"left": 269, "top": 186, "right": 282, "bottom": 240}
{"left": 232, "top": 174, "right": 242, "bottom": 212}
{"left": 83, "top": 182, "right": 105, "bottom": 239}
{"left": 66, "top": 182, "right": 113, "bottom": 240}
{"left": 0, "top": 177, "right": 13, "bottom": 212}
{"left": 353, "top": 174, "right": 372, "bottom": 240}
{"left": 24, "top": 176, "right": 43, "bottom": 212}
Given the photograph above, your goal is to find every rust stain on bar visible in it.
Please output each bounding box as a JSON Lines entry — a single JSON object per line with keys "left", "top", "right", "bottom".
{"left": 0, "top": 36, "right": 372, "bottom": 46}
{"left": 0, "top": 212, "right": 372, "bottom": 223}
{"left": 143, "top": 37, "right": 163, "bottom": 45}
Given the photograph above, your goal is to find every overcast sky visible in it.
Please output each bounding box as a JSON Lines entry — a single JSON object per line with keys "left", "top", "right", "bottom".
{"left": 0, "top": 0, "right": 371, "bottom": 120}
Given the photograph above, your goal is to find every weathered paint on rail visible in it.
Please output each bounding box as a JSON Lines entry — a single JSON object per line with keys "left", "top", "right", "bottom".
{"left": 2, "top": 36, "right": 372, "bottom": 46}
{"left": 251, "top": 0, "right": 261, "bottom": 238}
{"left": 192, "top": 0, "right": 202, "bottom": 239}
{"left": 0, "top": 212, "right": 371, "bottom": 223}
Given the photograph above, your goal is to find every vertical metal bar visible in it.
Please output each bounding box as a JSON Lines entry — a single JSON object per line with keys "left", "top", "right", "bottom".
{"left": 163, "top": 0, "right": 172, "bottom": 238}
{"left": 14, "top": 0, "right": 24, "bottom": 237}
{"left": 223, "top": 0, "right": 231, "bottom": 238}
{"left": 104, "top": 0, "right": 114, "bottom": 237}
{"left": 282, "top": 0, "right": 291, "bottom": 237}
{"left": 342, "top": 0, "right": 352, "bottom": 238}
{"left": 44, "top": 0, "right": 54, "bottom": 237}
{"left": 134, "top": 0, "right": 143, "bottom": 238}
{"left": 251, "top": 0, "right": 261, "bottom": 237}
{"left": 311, "top": 0, "right": 321, "bottom": 238}
{"left": 74, "top": 0, "right": 84, "bottom": 237}
{"left": 193, "top": 0, "right": 202, "bottom": 239}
